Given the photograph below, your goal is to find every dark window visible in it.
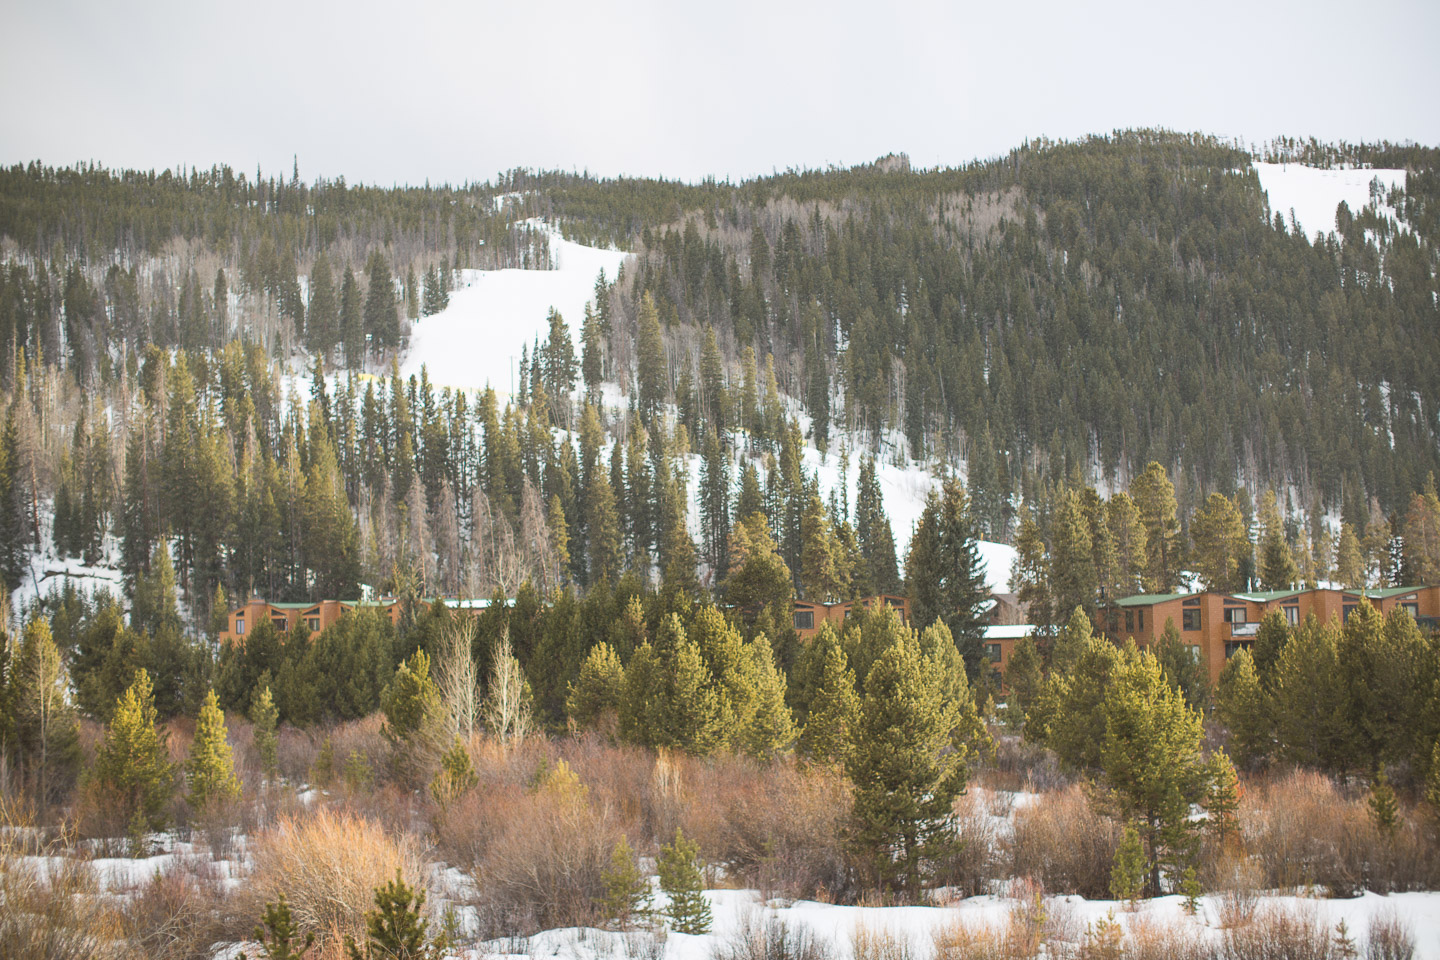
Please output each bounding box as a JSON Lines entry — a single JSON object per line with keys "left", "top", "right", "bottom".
{"left": 1223, "top": 606, "right": 1247, "bottom": 624}
{"left": 1402, "top": 602, "right": 1419, "bottom": 619}
{"left": 306, "top": 617, "right": 320, "bottom": 632}
{"left": 1138, "top": 609, "right": 1145, "bottom": 631}
{"left": 1283, "top": 605, "right": 1299, "bottom": 625}
{"left": 1225, "top": 640, "right": 1253, "bottom": 659}
{"left": 1125, "top": 609, "right": 1135, "bottom": 632}
{"left": 1342, "top": 604, "right": 1358, "bottom": 623}
{"left": 1183, "top": 597, "right": 1201, "bottom": 606}
{"left": 272, "top": 617, "right": 287, "bottom": 630}
{"left": 235, "top": 617, "right": 245, "bottom": 635}
{"left": 793, "top": 610, "right": 814, "bottom": 631}
{"left": 1182, "top": 609, "right": 1202, "bottom": 631}
{"left": 985, "top": 643, "right": 1002, "bottom": 662}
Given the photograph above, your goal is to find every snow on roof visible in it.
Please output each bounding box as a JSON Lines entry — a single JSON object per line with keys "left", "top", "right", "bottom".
{"left": 983, "top": 624, "right": 1033, "bottom": 640}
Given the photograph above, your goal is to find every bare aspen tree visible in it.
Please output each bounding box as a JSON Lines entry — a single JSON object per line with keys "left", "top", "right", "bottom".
{"left": 434, "top": 615, "right": 480, "bottom": 742}
{"left": 483, "top": 629, "right": 532, "bottom": 744}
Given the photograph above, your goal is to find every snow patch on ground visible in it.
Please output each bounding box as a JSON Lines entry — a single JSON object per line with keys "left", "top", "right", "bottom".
{"left": 400, "top": 223, "right": 629, "bottom": 403}
{"left": 1252, "top": 162, "right": 1407, "bottom": 241}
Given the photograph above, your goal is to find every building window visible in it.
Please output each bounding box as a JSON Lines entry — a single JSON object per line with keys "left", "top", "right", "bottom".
{"left": 1187, "top": 644, "right": 1201, "bottom": 663}
{"left": 793, "top": 610, "right": 814, "bottom": 631}
{"left": 273, "top": 617, "right": 287, "bottom": 631}
{"left": 985, "top": 643, "right": 1002, "bottom": 663}
{"left": 306, "top": 617, "right": 320, "bottom": 632}
{"left": 1223, "top": 606, "right": 1247, "bottom": 624}
{"left": 1137, "top": 609, "right": 1145, "bottom": 631}
{"left": 1125, "top": 609, "right": 1134, "bottom": 632}
{"left": 1402, "top": 602, "right": 1419, "bottom": 619}
{"left": 235, "top": 617, "right": 245, "bottom": 635}
{"left": 1283, "top": 605, "right": 1299, "bottom": 625}
{"left": 1225, "top": 640, "right": 1253, "bottom": 659}
{"left": 1342, "top": 604, "right": 1357, "bottom": 623}
{"left": 1182, "top": 609, "right": 1202, "bottom": 631}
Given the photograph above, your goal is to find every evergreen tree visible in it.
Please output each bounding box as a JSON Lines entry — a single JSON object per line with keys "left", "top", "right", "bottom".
{"left": 1272, "top": 618, "right": 1359, "bottom": 777}
{"left": 800, "top": 492, "right": 850, "bottom": 602}
{"left": 381, "top": 649, "right": 441, "bottom": 746}
{"left": 1131, "top": 462, "right": 1181, "bottom": 592}
{"left": 1250, "top": 610, "right": 1289, "bottom": 691}
{"left": 566, "top": 642, "right": 625, "bottom": 731}
{"left": 345, "top": 872, "right": 439, "bottom": 960}
{"left": 1110, "top": 824, "right": 1145, "bottom": 902}
{"left": 657, "top": 828, "right": 712, "bottom": 935}
{"left": 341, "top": 264, "right": 364, "bottom": 365}
{"left": 847, "top": 623, "right": 971, "bottom": 898}
{"left": 1205, "top": 750, "right": 1241, "bottom": 846}
{"left": 735, "top": 634, "right": 795, "bottom": 760}
{"left": 429, "top": 736, "right": 478, "bottom": 808}
{"left": 698, "top": 428, "right": 730, "bottom": 574}
{"left": 800, "top": 640, "right": 860, "bottom": 766}
{"left": 1011, "top": 506, "right": 1054, "bottom": 632}
{"left": 599, "top": 834, "right": 652, "bottom": 930}
{"left": 1335, "top": 523, "right": 1366, "bottom": 589}
{"left": 307, "top": 252, "right": 338, "bottom": 355}
{"left": 905, "top": 477, "right": 988, "bottom": 677}
{"left": 1051, "top": 489, "right": 1097, "bottom": 617}
{"left": 635, "top": 292, "right": 666, "bottom": 424}
{"left": 1099, "top": 644, "right": 1208, "bottom": 896}
{"left": 1214, "top": 649, "right": 1270, "bottom": 768}
{"left": 245, "top": 896, "right": 314, "bottom": 960}
{"left": 1154, "top": 618, "right": 1206, "bottom": 709}
{"left": 250, "top": 684, "right": 279, "bottom": 781}
{"left": 93, "top": 668, "right": 173, "bottom": 835}
{"left": 187, "top": 689, "right": 242, "bottom": 813}
{"left": 854, "top": 455, "right": 900, "bottom": 593}
{"left": 1257, "top": 490, "right": 1298, "bottom": 591}
{"left": 1190, "top": 492, "right": 1247, "bottom": 592}
{"left": 1107, "top": 491, "right": 1149, "bottom": 596}
{"left": 13, "top": 616, "right": 80, "bottom": 805}
{"left": 363, "top": 252, "right": 400, "bottom": 354}
{"left": 1368, "top": 768, "right": 1399, "bottom": 838}
{"left": 1002, "top": 635, "right": 1043, "bottom": 730}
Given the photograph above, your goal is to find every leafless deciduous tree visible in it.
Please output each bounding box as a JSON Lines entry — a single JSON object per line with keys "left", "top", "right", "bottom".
{"left": 434, "top": 614, "right": 480, "bottom": 742}
{"left": 483, "top": 629, "right": 532, "bottom": 744}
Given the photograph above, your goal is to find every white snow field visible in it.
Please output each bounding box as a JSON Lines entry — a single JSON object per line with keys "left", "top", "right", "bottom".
{"left": 209, "top": 885, "right": 1440, "bottom": 960}
{"left": 400, "top": 224, "right": 630, "bottom": 403}
{"left": 1252, "top": 162, "right": 1407, "bottom": 241}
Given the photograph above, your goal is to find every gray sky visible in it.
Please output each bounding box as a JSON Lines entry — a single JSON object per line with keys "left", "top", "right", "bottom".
{"left": 3, "top": 0, "right": 1437, "bottom": 186}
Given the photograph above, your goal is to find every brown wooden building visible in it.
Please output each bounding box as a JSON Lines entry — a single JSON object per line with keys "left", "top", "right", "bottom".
{"left": 1102, "top": 585, "right": 1440, "bottom": 685}
{"left": 220, "top": 596, "right": 402, "bottom": 644}
{"left": 791, "top": 594, "right": 911, "bottom": 640}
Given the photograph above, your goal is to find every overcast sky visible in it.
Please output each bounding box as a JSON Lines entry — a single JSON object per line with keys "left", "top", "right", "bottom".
{"left": 2, "top": 0, "right": 1437, "bottom": 187}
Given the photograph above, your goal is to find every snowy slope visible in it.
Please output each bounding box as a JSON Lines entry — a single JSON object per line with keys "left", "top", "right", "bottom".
{"left": 1253, "top": 162, "right": 1406, "bottom": 240}
{"left": 400, "top": 224, "right": 629, "bottom": 402}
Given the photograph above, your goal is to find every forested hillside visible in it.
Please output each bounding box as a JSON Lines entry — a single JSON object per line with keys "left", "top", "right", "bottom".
{"left": 0, "top": 129, "right": 1437, "bottom": 636}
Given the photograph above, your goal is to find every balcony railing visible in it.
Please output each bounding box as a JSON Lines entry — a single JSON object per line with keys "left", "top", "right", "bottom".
{"left": 1228, "top": 621, "right": 1259, "bottom": 637}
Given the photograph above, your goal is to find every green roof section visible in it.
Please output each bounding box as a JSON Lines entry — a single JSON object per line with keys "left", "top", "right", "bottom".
{"left": 270, "top": 602, "right": 313, "bottom": 609}
{"left": 1113, "top": 592, "right": 1193, "bottom": 606}
{"left": 1360, "top": 585, "right": 1424, "bottom": 599}
{"left": 1233, "top": 589, "right": 1303, "bottom": 602}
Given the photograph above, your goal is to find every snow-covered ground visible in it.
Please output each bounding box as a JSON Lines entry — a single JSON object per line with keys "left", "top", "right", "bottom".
{"left": 400, "top": 222, "right": 630, "bottom": 403}
{"left": 1252, "top": 162, "right": 1407, "bottom": 241}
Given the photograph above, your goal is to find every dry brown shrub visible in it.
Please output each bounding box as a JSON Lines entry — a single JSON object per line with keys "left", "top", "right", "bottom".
{"left": 714, "top": 904, "right": 835, "bottom": 960}
{"left": 1365, "top": 907, "right": 1416, "bottom": 960}
{"left": 980, "top": 729, "right": 1068, "bottom": 794}
{"left": 1, "top": 803, "right": 119, "bottom": 960}
{"left": 1241, "top": 770, "right": 1439, "bottom": 895}
{"left": 1219, "top": 902, "right": 1336, "bottom": 960}
{"left": 931, "top": 917, "right": 1022, "bottom": 960}
{"left": 677, "top": 753, "right": 852, "bottom": 901}
{"left": 435, "top": 751, "right": 619, "bottom": 935}
{"left": 1008, "top": 784, "right": 1120, "bottom": 899}
{"left": 244, "top": 807, "right": 422, "bottom": 949}
{"left": 851, "top": 923, "right": 919, "bottom": 960}
{"left": 1124, "top": 915, "right": 1219, "bottom": 960}
{"left": 115, "top": 855, "right": 243, "bottom": 960}
{"left": 1210, "top": 849, "right": 1264, "bottom": 929}
{"left": 936, "top": 791, "right": 1001, "bottom": 898}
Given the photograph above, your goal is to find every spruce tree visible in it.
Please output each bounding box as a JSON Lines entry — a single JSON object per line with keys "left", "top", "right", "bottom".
{"left": 1011, "top": 507, "right": 1054, "bottom": 632}
{"left": 381, "top": 649, "right": 441, "bottom": 746}
{"left": 847, "top": 623, "right": 970, "bottom": 898}
{"left": 1213, "top": 649, "right": 1270, "bottom": 768}
{"left": 1335, "top": 523, "right": 1366, "bottom": 589}
{"left": 246, "top": 895, "right": 314, "bottom": 960}
{"left": 346, "top": 872, "right": 438, "bottom": 960}
{"left": 735, "top": 634, "right": 796, "bottom": 760}
{"left": 1131, "top": 462, "right": 1181, "bottom": 592}
{"left": 854, "top": 455, "right": 899, "bottom": 593}
{"left": 1368, "top": 767, "right": 1399, "bottom": 839}
{"left": 187, "top": 689, "right": 242, "bottom": 813}
{"left": 905, "top": 477, "right": 988, "bottom": 677}
{"left": 250, "top": 684, "right": 279, "bottom": 782}
{"left": 1051, "top": 489, "right": 1097, "bottom": 618}
{"left": 429, "top": 736, "right": 478, "bottom": 808}
{"left": 1099, "top": 644, "right": 1208, "bottom": 896}
{"left": 1110, "top": 824, "right": 1146, "bottom": 902}
{"left": 1190, "top": 492, "right": 1247, "bottom": 592}
{"left": 1002, "top": 635, "right": 1043, "bottom": 730}
{"left": 94, "top": 668, "right": 173, "bottom": 835}
{"left": 13, "top": 616, "right": 80, "bottom": 805}
{"left": 1205, "top": 750, "right": 1240, "bottom": 846}
{"left": 800, "top": 641, "right": 860, "bottom": 766}
{"left": 599, "top": 834, "right": 652, "bottom": 930}
{"left": 635, "top": 292, "right": 666, "bottom": 424}
{"left": 566, "top": 642, "right": 626, "bottom": 731}
{"left": 1257, "top": 490, "right": 1298, "bottom": 591}
{"left": 658, "top": 828, "right": 711, "bottom": 935}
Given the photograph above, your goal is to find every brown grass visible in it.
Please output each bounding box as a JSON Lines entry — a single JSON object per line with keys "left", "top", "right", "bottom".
{"left": 1218, "top": 902, "right": 1337, "bottom": 960}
